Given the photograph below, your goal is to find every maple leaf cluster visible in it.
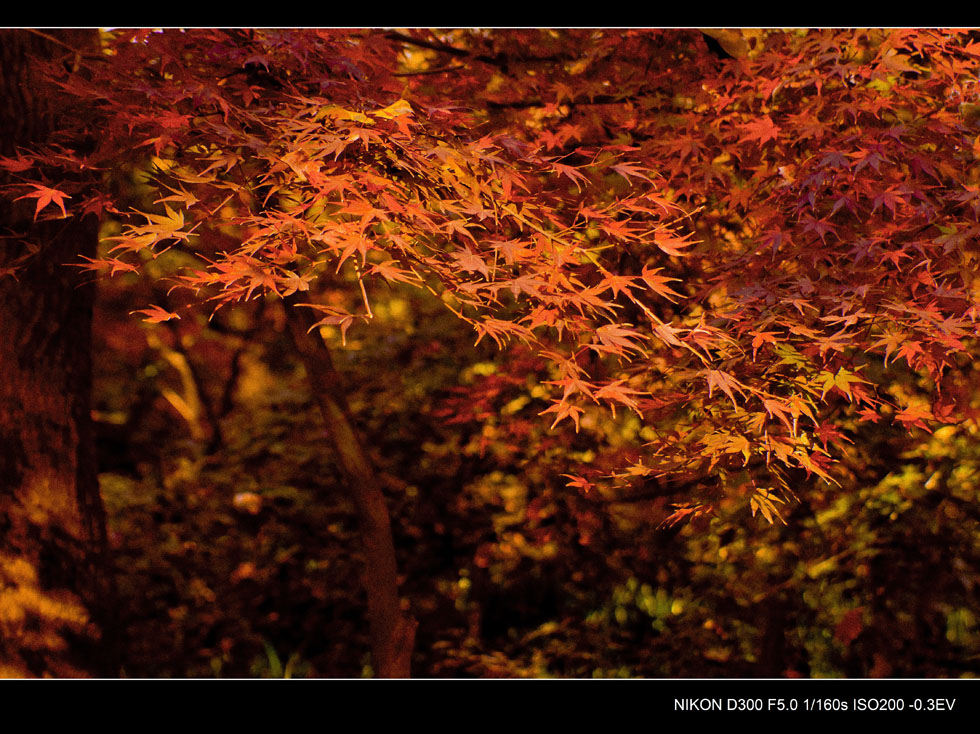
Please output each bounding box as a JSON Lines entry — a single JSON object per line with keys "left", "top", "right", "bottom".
{"left": 7, "top": 28, "right": 980, "bottom": 523}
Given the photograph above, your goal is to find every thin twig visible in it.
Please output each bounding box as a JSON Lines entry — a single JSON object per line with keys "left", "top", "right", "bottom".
{"left": 393, "top": 64, "right": 467, "bottom": 77}
{"left": 23, "top": 28, "right": 82, "bottom": 55}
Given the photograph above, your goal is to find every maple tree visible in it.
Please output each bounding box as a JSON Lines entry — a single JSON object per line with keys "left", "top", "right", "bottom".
{"left": 3, "top": 28, "right": 980, "bottom": 677}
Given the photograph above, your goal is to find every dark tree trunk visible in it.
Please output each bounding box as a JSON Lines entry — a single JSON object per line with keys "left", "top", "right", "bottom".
{"left": 283, "top": 295, "right": 416, "bottom": 677}
{"left": 0, "top": 29, "right": 114, "bottom": 677}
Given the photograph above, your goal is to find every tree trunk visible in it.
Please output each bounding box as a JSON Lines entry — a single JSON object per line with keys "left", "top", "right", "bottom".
{"left": 0, "top": 29, "right": 114, "bottom": 677}
{"left": 283, "top": 295, "right": 416, "bottom": 677}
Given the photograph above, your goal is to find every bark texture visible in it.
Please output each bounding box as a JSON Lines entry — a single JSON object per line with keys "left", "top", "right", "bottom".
{"left": 283, "top": 294, "right": 416, "bottom": 677}
{"left": 0, "top": 29, "right": 113, "bottom": 677}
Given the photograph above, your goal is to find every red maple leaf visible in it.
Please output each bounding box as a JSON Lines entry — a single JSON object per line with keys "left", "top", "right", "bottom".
{"left": 738, "top": 115, "right": 781, "bottom": 146}
{"left": 16, "top": 184, "right": 71, "bottom": 219}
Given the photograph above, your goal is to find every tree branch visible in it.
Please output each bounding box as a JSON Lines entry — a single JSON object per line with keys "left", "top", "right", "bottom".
{"left": 282, "top": 293, "right": 416, "bottom": 677}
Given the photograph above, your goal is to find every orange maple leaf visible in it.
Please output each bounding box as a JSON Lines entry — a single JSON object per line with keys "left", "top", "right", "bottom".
{"left": 16, "top": 184, "right": 71, "bottom": 220}
{"left": 130, "top": 305, "right": 181, "bottom": 323}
